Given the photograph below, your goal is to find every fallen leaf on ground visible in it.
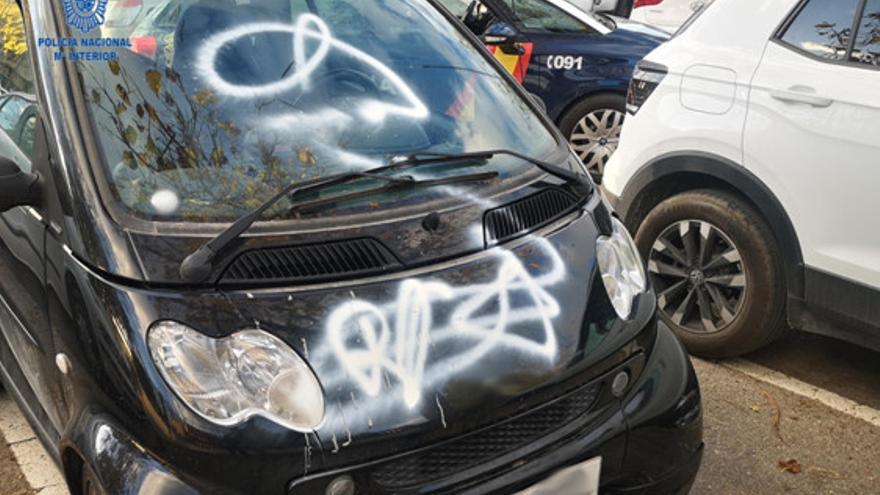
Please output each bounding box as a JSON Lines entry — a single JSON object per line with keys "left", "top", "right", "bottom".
{"left": 778, "top": 459, "right": 802, "bottom": 474}
{"left": 750, "top": 405, "right": 761, "bottom": 413}
{"left": 762, "top": 389, "right": 784, "bottom": 443}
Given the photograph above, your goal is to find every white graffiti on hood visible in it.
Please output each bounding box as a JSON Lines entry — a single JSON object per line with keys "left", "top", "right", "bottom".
{"left": 195, "top": 14, "right": 429, "bottom": 124}
{"left": 324, "top": 242, "right": 564, "bottom": 409}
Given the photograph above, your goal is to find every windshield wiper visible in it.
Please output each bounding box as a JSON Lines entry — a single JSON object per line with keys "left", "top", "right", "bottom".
{"left": 400, "top": 149, "right": 590, "bottom": 186}
{"left": 179, "top": 155, "right": 496, "bottom": 283}
{"left": 286, "top": 171, "right": 498, "bottom": 213}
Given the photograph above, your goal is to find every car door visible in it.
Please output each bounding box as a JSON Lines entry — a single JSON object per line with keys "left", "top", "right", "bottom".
{"left": 491, "top": 0, "right": 610, "bottom": 115}
{"left": 745, "top": 0, "right": 880, "bottom": 327}
{"left": 0, "top": 0, "right": 65, "bottom": 431}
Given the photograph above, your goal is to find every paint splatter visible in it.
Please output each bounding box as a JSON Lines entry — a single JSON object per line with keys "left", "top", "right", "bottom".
{"left": 150, "top": 189, "right": 179, "bottom": 215}
{"left": 436, "top": 395, "right": 447, "bottom": 429}
{"left": 325, "top": 248, "right": 562, "bottom": 409}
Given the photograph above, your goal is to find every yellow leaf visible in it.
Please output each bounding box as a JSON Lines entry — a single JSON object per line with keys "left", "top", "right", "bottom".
{"left": 297, "top": 147, "right": 317, "bottom": 165}
{"left": 124, "top": 126, "right": 138, "bottom": 145}
{"left": 115, "top": 84, "right": 131, "bottom": 105}
{"left": 145, "top": 69, "right": 162, "bottom": 95}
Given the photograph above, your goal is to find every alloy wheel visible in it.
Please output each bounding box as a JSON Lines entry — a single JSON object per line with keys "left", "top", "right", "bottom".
{"left": 648, "top": 220, "right": 747, "bottom": 334}
{"left": 569, "top": 108, "right": 624, "bottom": 177}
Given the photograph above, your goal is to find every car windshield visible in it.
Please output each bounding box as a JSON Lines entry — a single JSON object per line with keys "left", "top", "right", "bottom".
{"left": 74, "top": 0, "right": 561, "bottom": 222}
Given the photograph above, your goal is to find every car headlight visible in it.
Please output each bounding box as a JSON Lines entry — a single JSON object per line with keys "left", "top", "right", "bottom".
{"left": 597, "top": 217, "right": 647, "bottom": 320}
{"left": 147, "top": 321, "right": 324, "bottom": 431}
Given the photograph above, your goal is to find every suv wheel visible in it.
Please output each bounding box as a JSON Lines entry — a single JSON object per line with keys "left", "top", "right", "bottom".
{"left": 82, "top": 462, "right": 105, "bottom": 495}
{"left": 634, "top": 190, "right": 787, "bottom": 358}
{"left": 558, "top": 94, "right": 625, "bottom": 181}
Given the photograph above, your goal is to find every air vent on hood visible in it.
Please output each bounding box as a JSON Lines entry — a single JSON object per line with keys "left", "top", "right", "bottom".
{"left": 220, "top": 238, "right": 401, "bottom": 285}
{"left": 484, "top": 188, "right": 578, "bottom": 245}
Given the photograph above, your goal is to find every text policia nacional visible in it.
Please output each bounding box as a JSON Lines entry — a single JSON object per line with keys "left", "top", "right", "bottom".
{"left": 38, "top": 37, "right": 132, "bottom": 62}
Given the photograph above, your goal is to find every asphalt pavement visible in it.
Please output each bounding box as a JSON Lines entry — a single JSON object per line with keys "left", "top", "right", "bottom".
{"left": 1, "top": 332, "right": 879, "bottom": 495}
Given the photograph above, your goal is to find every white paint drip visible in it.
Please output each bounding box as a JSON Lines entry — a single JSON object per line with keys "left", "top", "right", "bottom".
{"left": 150, "top": 189, "right": 180, "bottom": 215}
{"left": 436, "top": 395, "right": 447, "bottom": 429}
{"left": 262, "top": 108, "right": 353, "bottom": 135}
{"left": 300, "top": 337, "right": 309, "bottom": 360}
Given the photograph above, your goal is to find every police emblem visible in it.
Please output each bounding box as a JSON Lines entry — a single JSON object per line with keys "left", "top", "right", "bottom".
{"left": 62, "top": 0, "right": 109, "bottom": 34}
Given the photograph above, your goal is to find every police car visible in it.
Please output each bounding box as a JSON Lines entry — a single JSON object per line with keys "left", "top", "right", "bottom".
{"left": 439, "top": 0, "right": 667, "bottom": 179}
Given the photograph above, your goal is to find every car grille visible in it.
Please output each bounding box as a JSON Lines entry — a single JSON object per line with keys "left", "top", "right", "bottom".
{"left": 484, "top": 188, "right": 578, "bottom": 245}
{"left": 371, "top": 382, "right": 601, "bottom": 489}
{"left": 220, "top": 238, "right": 401, "bottom": 285}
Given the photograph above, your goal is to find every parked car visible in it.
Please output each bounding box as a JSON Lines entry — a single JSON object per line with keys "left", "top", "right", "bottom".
{"left": 438, "top": 0, "right": 667, "bottom": 180}
{"left": 604, "top": 0, "right": 880, "bottom": 358}
{"left": 629, "top": 0, "right": 705, "bottom": 33}
{"left": 0, "top": 0, "right": 702, "bottom": 493}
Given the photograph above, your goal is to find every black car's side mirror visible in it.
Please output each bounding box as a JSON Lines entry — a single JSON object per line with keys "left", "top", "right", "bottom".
{"left": 0, "top": 156, "right": 40, "bottom": 212}
{"left": 482, "top": 21, "right": 519, "bottom": 50}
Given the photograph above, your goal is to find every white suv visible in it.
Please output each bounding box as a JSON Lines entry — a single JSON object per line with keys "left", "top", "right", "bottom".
{"left": 603, "top": 0, "right": 880, "bottom": 357}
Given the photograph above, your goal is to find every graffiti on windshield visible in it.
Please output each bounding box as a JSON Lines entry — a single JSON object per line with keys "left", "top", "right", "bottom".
{"left": 86, "top": 13, "right": 431, "bottom": 219}
{"left": 198, "top": 14, "right": 428, "bottom": 123}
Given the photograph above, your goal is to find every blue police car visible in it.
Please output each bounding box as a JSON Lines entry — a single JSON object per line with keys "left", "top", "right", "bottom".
{"left": 439, "top": 0, "right": 668, "bottom": 179}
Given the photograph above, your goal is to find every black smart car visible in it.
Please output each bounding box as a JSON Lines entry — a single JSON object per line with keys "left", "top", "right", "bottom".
{"left": 0, "top": 0, "right": 701, "bottom": 493}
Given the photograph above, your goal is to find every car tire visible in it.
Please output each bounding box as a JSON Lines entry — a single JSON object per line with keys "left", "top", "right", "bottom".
{"left": 558, "top": 93, "right": 626, "bottom": 182}
{"left": 82, "top": 462, "right": 106, "bottom": 495}
{"left": 634, "top": 189, "right": 787, "bottom": 358}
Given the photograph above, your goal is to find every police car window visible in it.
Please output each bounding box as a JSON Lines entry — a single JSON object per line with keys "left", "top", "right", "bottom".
{"left": 501, "top": 0, "right": 591, "bottom": 33}
{"left": 433, "top": 0, "right": 500, "bottom": 36}
{"left": 0, "top": 0, "right": 37, "bottom": 170}
{"left": 78, "top": 0, "right": 560, "bottom": 222}
{"left": 437, "top": 0, "right": 473, "bottom": 17}
{"left": 779, "top": 0, "right": 860, "bottom": 61}
{"left": 851, "top": 0, "right": 880, "bottom": 67}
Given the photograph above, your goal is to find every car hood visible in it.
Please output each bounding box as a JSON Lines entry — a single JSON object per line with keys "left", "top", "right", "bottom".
{"left": 218, "top": 206, "right": 654, "bottom": 468}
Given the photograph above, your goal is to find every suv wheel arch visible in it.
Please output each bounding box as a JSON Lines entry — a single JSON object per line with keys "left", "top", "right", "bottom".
{"left": 615, "top": 151, "right": 805, "bottom": 300}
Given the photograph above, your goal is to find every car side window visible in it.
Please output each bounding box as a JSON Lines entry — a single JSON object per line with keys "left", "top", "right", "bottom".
{"left": 0, "top": 96, "right": 27, "bottom": 134}
{"left": 17, "top": 114, "right": 35, "bottom": 157}
{"left": 779, "top": 0, "right": 861, "bottom": 61}
{"left": 0, "top": 0, "right": 37, "bottom": 169}
{"left": 499, "top": 0, "right": 592, "bottom": 33}
{"left": 436, "top": 0, "right": 502, "bottom": 36}
{"left": 851, "top": 0, "right": 880, "bottom": 67}
{"left": 437, "top": 0, "right": 474, "bottom": 17}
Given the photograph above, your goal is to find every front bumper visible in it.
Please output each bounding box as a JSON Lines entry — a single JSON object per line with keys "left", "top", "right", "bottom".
{"left": 77, "top": 321, "right": 701, "bottom": 495}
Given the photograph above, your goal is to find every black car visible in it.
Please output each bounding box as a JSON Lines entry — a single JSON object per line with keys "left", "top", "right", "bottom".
{"left": 0, "top": 0, "right": 701, "bottom": 493}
